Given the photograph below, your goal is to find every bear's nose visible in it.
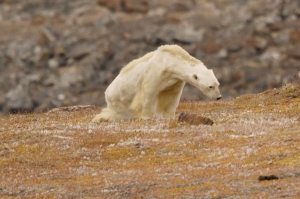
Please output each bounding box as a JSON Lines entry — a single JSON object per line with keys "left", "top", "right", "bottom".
{"left": 217, "top": 97, "right": 222, "bottom": 100}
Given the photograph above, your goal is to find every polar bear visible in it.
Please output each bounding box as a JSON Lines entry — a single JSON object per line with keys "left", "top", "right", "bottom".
{"left": 92, "top": 44, "right": 221, "bottom": 122}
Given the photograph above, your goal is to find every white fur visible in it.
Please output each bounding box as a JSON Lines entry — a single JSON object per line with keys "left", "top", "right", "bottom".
{"left": 92, "top": 45, "right": 221, "bottom": 122}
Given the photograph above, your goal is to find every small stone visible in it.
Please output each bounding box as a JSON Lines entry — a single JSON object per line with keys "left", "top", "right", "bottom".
{"left": 97, "top": 0, "right": 122, "bottom": 11}
{"left": 57, "top": 93, "right": 65, "bottom": 101}
{"left": 173, "top": 26, "right": 204, "bottom": 43}
{"left": 201, "top": 43, "right": 220, "bottom": 53}
{"left": 271, "top": 30, "right": 290, "bottom": 45}
{"left": 260, "top": 48, "right": 280, "bottom": 62}
{"left": 147, "top": 7, "right": 166, "bottom": 17}
{"left": 253, "top": 17, "right": 268, "bottom": 33}
{"left": 282, "top": 0, "right": 299, "bottom": 17}
{"left": 289, "top": 29, "right": 300, "bottom": 43}
{"left": 218, "top": 48, "right": 228, "bottom": 59}
{"left": 171, "top": 2, "right": 191, "bottom": 12}
{"left": 67, "top": 45, "right": 93, "bottom": 61}
{"left": 287, "top": 45, "right": 300, "bottom": 59}
{"left": 225, "top": 37, "right": 243, "bottom": 52}
{"left": 38, "top": 26, "right": 58, "bottom": 45}
{"left": 121, "top": 0, "right": 149, "bottom": 13}
{"left": 54, "top": 45, "right": 65, "bottom": 57}
{"left": 48, "top": 58, "right": 59, "bottom": 69}
{"left": 33, "top": 46, "right": 50, "bottom": 63}
{"left": 253, "top": 37, "right": 268, "bottom": 50}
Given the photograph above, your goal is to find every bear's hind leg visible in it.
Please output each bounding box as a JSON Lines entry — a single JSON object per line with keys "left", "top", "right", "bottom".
{"left": 91, "top": 99, "right": 134, "bottom": 122}
{"left": 91, "top": 108, "right": 112, "bottom": 122}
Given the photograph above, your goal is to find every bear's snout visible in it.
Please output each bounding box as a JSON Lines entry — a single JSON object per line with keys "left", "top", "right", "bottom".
{"left": 217, "top": 96, "right": 222, "bottom": 100}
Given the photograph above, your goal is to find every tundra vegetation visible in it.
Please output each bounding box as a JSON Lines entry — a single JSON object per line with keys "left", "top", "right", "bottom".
{"left": 0, "top": 83, "right": 300, "bottom": 198}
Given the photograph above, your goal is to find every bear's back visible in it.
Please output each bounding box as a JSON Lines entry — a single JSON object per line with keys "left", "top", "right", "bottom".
{"left": 158, "top": 45, "right": 201, "bottom": 66}
{"left": 120, "top": 44, "right": 203, "bottom": 74}
{"left": 120, "top": 51, "right": 155, "bottom": 74}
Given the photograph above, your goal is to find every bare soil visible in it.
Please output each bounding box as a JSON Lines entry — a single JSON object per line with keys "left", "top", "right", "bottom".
{"left": 1, "top": 84, "right": 300, "bottom": 198}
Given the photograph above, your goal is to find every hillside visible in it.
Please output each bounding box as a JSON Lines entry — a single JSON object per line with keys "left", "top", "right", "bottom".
{"left": 1, "top": 0, "right": 300, "bottom": 114}
{"left": 0, "top": 83, "right": 299, "bottom": 198}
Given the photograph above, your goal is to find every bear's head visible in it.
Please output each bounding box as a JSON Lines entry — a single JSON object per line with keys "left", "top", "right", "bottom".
{"left": 189, "top": 67, "right": 222, "bottom": 100}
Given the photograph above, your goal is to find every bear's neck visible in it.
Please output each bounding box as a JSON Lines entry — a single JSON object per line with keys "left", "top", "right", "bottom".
{"left": 156, "top": 51, "right": 204, "bottom": 83}
{"left": 166, "top": 62, "right": 200, "bottom": 83}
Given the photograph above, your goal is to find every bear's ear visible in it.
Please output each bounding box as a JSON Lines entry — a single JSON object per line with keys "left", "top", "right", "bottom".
{"left": 193, "top": 74, "right": 198, "bottom": 80}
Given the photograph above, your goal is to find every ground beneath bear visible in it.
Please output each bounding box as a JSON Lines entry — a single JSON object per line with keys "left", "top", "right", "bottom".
{"left": 0, "top": 83, "right": 300, "bottom": 198}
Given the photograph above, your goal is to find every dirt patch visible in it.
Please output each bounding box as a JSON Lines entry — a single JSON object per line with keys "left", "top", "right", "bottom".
{"left": 178, "top": 112, "right": 214, "bottom": 125}
{"left": 258, "top": 175, "right": 279, "bottom": 181}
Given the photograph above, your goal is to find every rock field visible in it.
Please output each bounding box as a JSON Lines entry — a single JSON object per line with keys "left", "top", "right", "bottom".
{"left": 1, "top": 0, "right": 300, "bottom": 113}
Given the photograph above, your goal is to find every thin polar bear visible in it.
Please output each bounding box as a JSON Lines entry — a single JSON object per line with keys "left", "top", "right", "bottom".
{"left": 92, "top": 44, "right": 221, "bottom": 122}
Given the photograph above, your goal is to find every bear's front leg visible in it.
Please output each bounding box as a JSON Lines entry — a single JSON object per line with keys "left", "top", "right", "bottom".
{"left": 140, "top": 88, "right": 157, "bottom": 119}
{"left": 156, "top": 81, "right": 185, "bottom": 119}
{"left": 141, "top": 98, "right": 156, "bottom": 119}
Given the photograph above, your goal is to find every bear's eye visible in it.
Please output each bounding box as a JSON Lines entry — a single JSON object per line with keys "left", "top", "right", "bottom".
{"left": 193, "top": 74, "right": 198, "bottom": 80}
{"left": 209, "top": 86, "right": 214, "bottom": 89}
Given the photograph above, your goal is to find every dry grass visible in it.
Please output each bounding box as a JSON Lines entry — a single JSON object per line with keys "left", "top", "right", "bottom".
{"left": 1, "top": 84, "right": 300, "bottom": 198}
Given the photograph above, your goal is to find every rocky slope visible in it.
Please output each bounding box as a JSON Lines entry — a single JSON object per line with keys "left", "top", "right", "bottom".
{"left": 1, "top": 0, "right": 300, "bottom": 113}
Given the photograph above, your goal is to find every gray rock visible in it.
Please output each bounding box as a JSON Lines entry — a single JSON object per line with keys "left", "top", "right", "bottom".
{"left": 260, "top": 48, "right": 281, "bottom": 62}
{"left": 39, "top": 26, "right": 58, "bottom": 45}
{"left": 287, "top": 45, "right": 300, "bottom": 59}
{"left": 253, "top": 17, "right": 268, "bottom": 33}
{"left": 271, "top": 29, "right": 290, "bottom": 45}
{"left": 253, "top": 37, "right": 268, "bottom": 50}
{"left": 43, "top": 74, "right": 58, "bottom": 87}
{"left": 282, "top": 0, "right": 300, "bottom": 17}
{"left": 67, "top": 44, "right": 94, "bottom": 61}
{"left": 217, "top": 48, "right": 228, "bottom": 59}
{"left": 173, "top": 25, "right": 204, "bottom": 43}
{"left": 5, "top": 84, "right": 33, "bottom": 113}
{"left": 48, "top": 58, "right": 59, "bottom": 69}
{"left": 58, "top": 66, "right": 84, "bottom": 88}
